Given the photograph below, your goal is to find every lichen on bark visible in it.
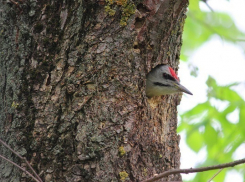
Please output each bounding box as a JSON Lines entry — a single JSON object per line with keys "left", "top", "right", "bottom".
{"left": 104, "top": 0, "right": 136, "bottom": 26}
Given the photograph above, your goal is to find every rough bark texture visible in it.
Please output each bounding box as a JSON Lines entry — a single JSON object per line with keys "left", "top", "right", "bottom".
{"left": 0, "top": 0, "right": 188, "bottom": 181}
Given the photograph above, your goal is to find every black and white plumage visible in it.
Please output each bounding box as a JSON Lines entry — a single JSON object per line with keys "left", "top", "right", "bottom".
{"left": 146, "top": 64, "right": 193, "bottom": 97}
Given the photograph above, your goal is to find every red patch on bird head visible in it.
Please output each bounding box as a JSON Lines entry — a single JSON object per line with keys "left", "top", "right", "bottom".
{"left": 169, "top": 67, "right": 179, "bottom": 81}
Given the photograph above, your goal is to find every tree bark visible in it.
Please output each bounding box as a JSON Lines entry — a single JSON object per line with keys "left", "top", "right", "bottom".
{"left": 0, "top": 0, "right": 188, "bottom": 181}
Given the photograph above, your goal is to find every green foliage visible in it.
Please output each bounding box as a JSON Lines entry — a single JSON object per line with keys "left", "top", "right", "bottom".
{"left": 181, "top": 0, "right": 245, "bottom": 61}
{"left": 179, "top": 1, "right": 245, "bottom": 181}
{"left": 178, "top": 76, "right": 245, "bottom": 181}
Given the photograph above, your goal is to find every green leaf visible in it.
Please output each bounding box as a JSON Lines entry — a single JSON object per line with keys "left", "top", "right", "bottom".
{"left": 206, "top": 76, "right": 242, "bottom": 102}
{"left": 179, "top": 78, "right": 245, "bottom": 181}
{"left": 181, "top": 102, "right": 210, "bottom": 120}
{"left": 179, "top": 1, "right": 245, "bottom": 181}
{"left": 186, "top": 130, "right": 204, "bottom": 152}
{"left": 181, "top": 2, "right": 245, "bottom": 61}
{"left": 203, "top": 123, "right": 218, "bottom": 148}
{"left": 189, "top": 0, "right": 200, "bottom": 11}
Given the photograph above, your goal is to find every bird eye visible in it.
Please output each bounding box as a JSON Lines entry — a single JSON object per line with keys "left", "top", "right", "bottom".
{"left": 163, "top": 73, "right": 168, "bottom": 78}
{"left": 163, "top": 73, "right": 176, "bottom": 81}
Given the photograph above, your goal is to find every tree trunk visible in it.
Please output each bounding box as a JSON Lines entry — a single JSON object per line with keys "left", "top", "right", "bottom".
{"left": 0, "top": 0, "right": 188, "bottom": 181}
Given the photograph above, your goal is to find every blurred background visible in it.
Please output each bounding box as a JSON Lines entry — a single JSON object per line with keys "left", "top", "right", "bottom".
{"left": 178, "top": 0, "right": 245, "bottom": 181}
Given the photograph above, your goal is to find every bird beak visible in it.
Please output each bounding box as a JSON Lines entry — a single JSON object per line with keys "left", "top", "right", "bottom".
{"left": 174, "top": 82, "right": 193, "bottom": 95}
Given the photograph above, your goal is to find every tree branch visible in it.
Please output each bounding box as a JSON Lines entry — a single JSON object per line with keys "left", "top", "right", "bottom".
{"left": 0, "top": 154, "right": 40, "bottom": 182}
{"left": 142, "top": 158, "right": 245, "bottom": 182}
{"left": 0, "top": 138, "right": 43, "bottom": 182}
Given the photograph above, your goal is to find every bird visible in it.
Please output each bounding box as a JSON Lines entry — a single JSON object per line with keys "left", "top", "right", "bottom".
{"left": 146, "top": 64, "right": 193, "bottom": 97}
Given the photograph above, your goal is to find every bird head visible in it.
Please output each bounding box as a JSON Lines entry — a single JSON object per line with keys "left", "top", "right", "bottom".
{"left": 146, "top": 64, "right": 193, "bottom": 97}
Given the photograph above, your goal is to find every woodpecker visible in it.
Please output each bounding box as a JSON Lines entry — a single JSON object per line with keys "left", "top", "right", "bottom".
{"left": 146, "top": 64, "right": 193, "bottom": 97}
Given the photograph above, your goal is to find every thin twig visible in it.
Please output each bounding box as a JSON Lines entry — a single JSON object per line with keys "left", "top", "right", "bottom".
{"left": 23, "top": 157, "right": 43, "bottom": 182}
{"left": 0, "top": 154, "right": 40, "bottom": 182}
{"left": 0, "top": 138, "right": 43, "bottom": 182}
{"left": 201, "top": 0, "right": 214, "bottom": 12}
{"left": 142, "top": 158, "right": 245, "bottom": 182}
{"left": 0, "top": 138, "right": 23, "bottom": 158}
{"left": 207, "top": 168, "right": 223, "bottom": 182}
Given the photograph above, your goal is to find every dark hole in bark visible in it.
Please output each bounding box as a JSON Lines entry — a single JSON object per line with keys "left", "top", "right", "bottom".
{"left": 46, "top": 73, "right": 51, "bottom": 86}
{"left": 133, "top": 44, "right": 138, "bottom": 49}
{"left": 137, "top": 3, "right": 150, "bottom": 13}
{"left": 135, "top": 17, "right": 145, "bottom": 29}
